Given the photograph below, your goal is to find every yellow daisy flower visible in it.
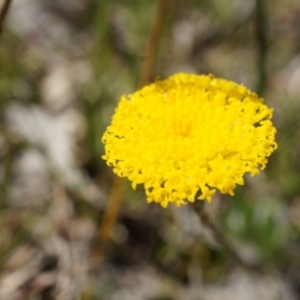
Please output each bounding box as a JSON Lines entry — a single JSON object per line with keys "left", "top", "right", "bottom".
{"left": 102, "top": 73, "right": 277, "bottom": 207}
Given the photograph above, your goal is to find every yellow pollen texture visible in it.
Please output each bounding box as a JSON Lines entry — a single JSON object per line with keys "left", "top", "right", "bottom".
{"left": 102, "top": 73, "right": 277, "bottom": 207}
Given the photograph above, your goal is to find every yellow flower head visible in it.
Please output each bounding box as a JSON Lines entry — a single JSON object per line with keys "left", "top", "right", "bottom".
{"left": 102, "top": 73, "right": 277, "bottom": 207}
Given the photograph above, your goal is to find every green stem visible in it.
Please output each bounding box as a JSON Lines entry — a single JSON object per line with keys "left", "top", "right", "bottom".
{"left": 193, "top": 200, "right": 263, "bottom": 273}
{"left": 255, "top": 0, "right": 268, "bottom": 95}
{"left": 139, "top": 0, "right": 169, "bottom": 88}
{"left": 0, "top": 0, "right": 13, "bottom": 40}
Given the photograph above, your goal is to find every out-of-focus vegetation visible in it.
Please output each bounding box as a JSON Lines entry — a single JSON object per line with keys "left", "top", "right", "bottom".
{"left": 0, "top": 0, "right": 300, "bottom": 299}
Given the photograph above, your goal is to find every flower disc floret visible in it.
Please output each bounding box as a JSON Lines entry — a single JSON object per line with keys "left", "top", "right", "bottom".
{"left": 102, "top": 73, "right": 277, "bottom": 207}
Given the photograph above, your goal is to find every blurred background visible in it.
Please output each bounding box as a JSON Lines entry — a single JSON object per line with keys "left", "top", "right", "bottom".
{"left": 0, "top": 0, "right": 300, "bottom": 299}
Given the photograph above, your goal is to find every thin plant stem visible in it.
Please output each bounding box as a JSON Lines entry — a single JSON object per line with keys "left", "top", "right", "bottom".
{"left": 193, "top": 200, "right": 263, "bottom": 273}
{"left": 91, "top": 176, "right": 123, "bottom": 264}
{"left": 0, "top": 0, "right": 13, "bottom": 40}
{"left": 91, "top": 0, "right": 170, "bottom": 266}
{"left": 139, "top": 0, "right": 169, "bottom": 88}
{"left": 255, "top": 0, "right": 268, "bottom": 95}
